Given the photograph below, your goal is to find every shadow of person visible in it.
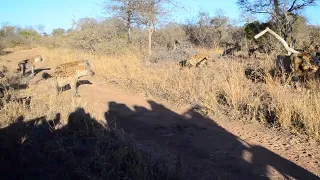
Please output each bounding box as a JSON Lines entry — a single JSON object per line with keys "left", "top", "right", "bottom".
{"left": 105, "top": 100, "right": 320, "bottom": 180}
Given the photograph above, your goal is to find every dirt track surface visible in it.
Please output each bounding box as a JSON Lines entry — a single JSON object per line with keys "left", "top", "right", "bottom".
{"left": 1, "top": 48, "right": 320, "bottom": 180}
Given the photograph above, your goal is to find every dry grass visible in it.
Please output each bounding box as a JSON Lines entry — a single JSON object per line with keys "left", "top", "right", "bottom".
{"left": 1, "top": 46, "right": 320, "bottom": 140}
{"left": 0, "top": 106, "right": 185, "bottom": 180}
{"left": 1, "top": 46, "right": 320, "bottom": 179}
{"left": 0, "top": 48, "right": 186, "bottom": 180}
{"left": 0, "top": 89, "right": 84, "bottom": 127}
{"left": 32, "top": 47, "right": 320, "bottom": 141}
{"left": 0, "top": 60, "right": 89, "bottom": 128}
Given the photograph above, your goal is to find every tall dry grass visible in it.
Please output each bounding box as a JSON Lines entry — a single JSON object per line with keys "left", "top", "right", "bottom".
{"left": 1, "top": 47, "right": 320, "bottom": 141}
{"left": 0, "top": 60, "right": 90, "bottom": 128}
{"left": 0, "top": 89, "right": 88, "bottom": 128}
{"left": 0, "top": 48, "right": 188, "bottom": 179}
{"left": 34, "top": 47, "right": 320, "bottom": 141}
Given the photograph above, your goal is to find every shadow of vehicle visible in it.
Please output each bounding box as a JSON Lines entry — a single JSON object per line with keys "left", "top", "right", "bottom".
{"left": 106, "top": 100, "right": 319, "bottom": 180}
{"left": 0, "top": 100, "right": 318, "bottom": 180}
{"left": 0, "top": 108, "right": 184, "bottom": 180}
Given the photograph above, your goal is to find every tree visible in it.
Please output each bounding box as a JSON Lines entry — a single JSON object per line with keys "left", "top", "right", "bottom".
{"left": 210, "top": 9, "right": 231, "bottom": 47}
{"left": 0, "top": 25, "right": 15, "bottom": 37}
{"left": 184, "top": 9, "right": 232, "bottom": 48}
{"left": 244, "top": 21, "right": 275, "bottom": 52}
{"left": 136, "top": 0, "right": 178, "bottom": 55}
{"left": 1, "top": 22, "right": 13, "bottom": 36}
{"left": 237, "top": 0, "right": 318, "bottom": 48}
{"left": 52, "top": 28, "right": 66, "bottom": 36}
{"left": 76, "top": 18, "right": 98, "bottom": 30}
{"left": 185, "top": 10, "right": 215, "bottom": 47}
{"left": 18, "top": 28, "right": 41, "bottom": 39}
{"left": 36, "top": 24, "right": 45, "bottom": 35}
{"left": 18, "top": 28, "right": 41, "bottom": 46}
{"left": 102, "top": 0, "right": 139, "bottom": 44}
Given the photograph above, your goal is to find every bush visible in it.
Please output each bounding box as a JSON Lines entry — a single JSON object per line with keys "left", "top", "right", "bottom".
{"left": 0, "top": 41, "right": 5, "bottom": 52}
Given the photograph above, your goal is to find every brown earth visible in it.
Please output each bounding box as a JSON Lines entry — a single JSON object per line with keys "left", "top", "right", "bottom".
{"left": 1, "top": 48, "right": 320, "bottom": 180}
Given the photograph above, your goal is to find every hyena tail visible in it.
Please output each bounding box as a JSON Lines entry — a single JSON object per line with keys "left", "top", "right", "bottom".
{"left": 34, "top": 72, "right": 53, "bottom": 85}
{"left": 42, "top": 72, "right": 53, "bottom": 79}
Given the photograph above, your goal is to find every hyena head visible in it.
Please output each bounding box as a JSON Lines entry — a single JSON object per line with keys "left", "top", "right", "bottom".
{"left": 301, "top": 60, "right": 319, "bottom": 72}
{"left": 300, "top": 53, "right": 313, "bottom": 62}
{"left": 309, "top": 64, "right": 319, "bottom": 72}
{"left": 34, "top": 55, "right": 43, "bottom": 63}
{"left": 301, "top": 61, "right": 312, "bottom": 71}
{"left": 84, "top": 60, "right": 95, "bottom": 76}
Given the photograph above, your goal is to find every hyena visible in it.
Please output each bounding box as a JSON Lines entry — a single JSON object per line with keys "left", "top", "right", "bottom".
{"left": 17, "top": 55, "right": 43, "bottom": 77}
{"left": 248, "top": 46, "right": 258, "bottom": 58}
{"left": 54, "top": 60, "right": 89, "bottom": 72}
{"left": 222, "top": 44, "right": 241, "bottom": 56}
{"left": 44, "top": 60, "right": 95, "bottom": 97}
{"left": 276, "top": 52, "right": 319, "bottom": 83}
{"left": 179, "top": 53, "right": 210, "bottom": 69}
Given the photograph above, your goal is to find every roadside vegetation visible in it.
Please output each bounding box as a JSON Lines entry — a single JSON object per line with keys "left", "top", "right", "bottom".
{"left": 1, "top": 0, "right": 320, "bottom": 179}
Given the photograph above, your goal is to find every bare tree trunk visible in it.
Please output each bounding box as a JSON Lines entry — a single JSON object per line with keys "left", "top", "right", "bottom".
{"left": 244, "top": 32, "right": 248, "bottom": 50}
{"left": 147, "top": 27, "right": 153, "bottom": 56}
{"left": 273, "top": 0, "right": 280, "bottom": 16}
{"left": 126, "top": 10, "right": 132, "bottom": 44}
{"left": 127, "top": 26, "right": 132, "bottom": 44}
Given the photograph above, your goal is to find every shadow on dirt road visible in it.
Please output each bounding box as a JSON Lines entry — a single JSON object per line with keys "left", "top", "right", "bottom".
{"left": 0, "top": 100, "right": 319, "bottom": 180}
{"left": 106, "top": 100, "right": 320, "bottom": 180}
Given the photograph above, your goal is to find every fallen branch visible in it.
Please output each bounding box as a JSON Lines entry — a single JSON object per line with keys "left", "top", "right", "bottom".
{"left": 254, "top": 27, "right": 300, "bottom": 55}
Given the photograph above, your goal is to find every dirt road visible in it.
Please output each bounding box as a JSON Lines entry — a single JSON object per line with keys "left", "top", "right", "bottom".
{"left": 1, "top": 48, "right": 320, "bottom": 180}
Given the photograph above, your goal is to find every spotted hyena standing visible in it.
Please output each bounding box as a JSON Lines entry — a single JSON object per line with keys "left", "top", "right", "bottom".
{"left": 17, "top": 55, "right": 43, "bottom": 77}
{"left": 43, "top": 60, "right": 95, "bottom": 97}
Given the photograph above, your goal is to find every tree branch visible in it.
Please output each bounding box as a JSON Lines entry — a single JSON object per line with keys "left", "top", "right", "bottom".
{"left": 254, "top": 27, "right": 300, "bottom": 55}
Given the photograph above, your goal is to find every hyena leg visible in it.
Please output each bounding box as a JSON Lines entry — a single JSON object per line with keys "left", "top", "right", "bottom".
{"left": 19, "top": 63, "right": 26, "bottom": 76}
{"left": 70, "top": 80, "right": 80, "bottom": 97}
{"left": 31, "top": 66, "right": 35, "bottom": 77}
{"left": 17, "top": 64, "right": 22, "bottom": 76}
{"left": 23, "top": 64, "right": 27, "bottom": 76}
{"left": 56, "top": 84, "right": 61, "bottom": 96}
{"left": 17, "top": 64, "right": 21, "bottom": 72}
{"left": 49, "top": 81, "right": 60, "bottom": 96}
